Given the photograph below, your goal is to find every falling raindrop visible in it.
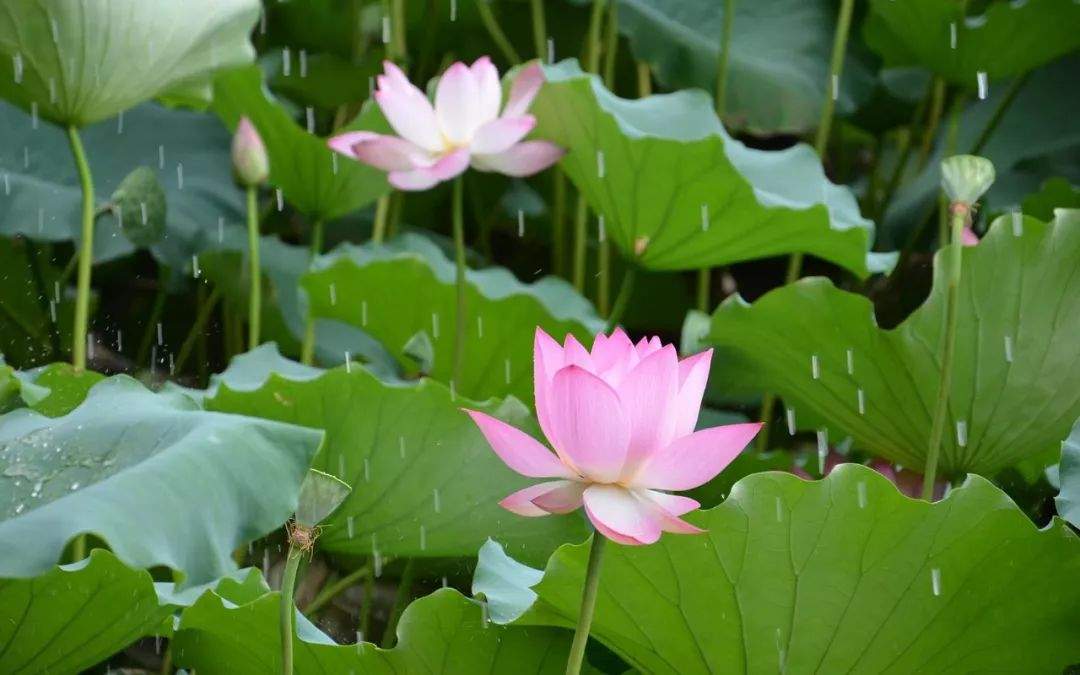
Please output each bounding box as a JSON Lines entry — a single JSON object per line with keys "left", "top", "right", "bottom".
{"left": 116, "top": 330, "right": 123, "bottom": 352}
{"left": 156, "top": 322, "right": 163, "bottom": 346}
{"left": 830, "top": 74, "right": 839, "bottom": 101}
{"left": 596, "top": 150, "right": 605, "bottom": 178}
{"left": 192, "top": 255, "right": 200, "bottom": 279}
{"left": 419, "top": 525, "right": 427, "bottom": 550}
{"left": 361, "top": 300, "right": 368, "bottom": 326}
{"left": 116, "top": 110, "right": 123, "bottom": 134}
{"left": 275, "top": 189, "right": 284, "bottom": 211}
{"left": 1004, "top": 335, "right": 1013, "bottom": 362}
{"left": 30, "top": 102, "right": 38, "bottom": 129}
{"left": 49, "top": 301, "right": 56, "bottom": 323}
{"left": 700, "top": 203, "right": 709, "bottom": 231}
{"left": 331, "top": 153, "right": 339, "bottom": 174}
{"left": 785, "top": 407, "right": 796, "bottom": 435}
{"left": 305, "top": 106, "right": 315, "bottom": 133}
{"left": 450, "top": 0, "right": 458, "bottom": 21}
{"left": 811, "top": 354, "right": 820, "bottom": 380}
{"left": 775, "top": 496, "right": 783, "bottom": 522}
{"left": 949, "top": 22, "right": 957, "bottom": 49}
{"left": 857, "top": 388, "right": 866, "bottom": 415}
{"left": 344, "top": 351, "right": 352, "bottom": 373}
{"left": 1010, "top": 211, "right": 1023, "bottom": 237}
{"left": 70, "top": 481, "right": 80, "bottom": 491}
{"left": 399, "top": 436, "right": 406, "bottom": 459}
{"left": 476, "top": 315, "right": 484, "bottom": 338}
{"left": 12, "top": 53, "right": 23, "bottom": 84}
{"left": 546, "top": 38, "right": 555, "bottom": 64}
{"left": 955, "top": 420, "right": 967, "bottom": 447}
{"left": 347, "top": 516, "right": 355, "bottom": 539}
{"left": 857, "top": 481, "right": 867, "bottom": 509}
{"left": 217, "top": 216, "right": 225, "bottom": 243}
{"left": 338, "top": 455, "right": 346, "bottom": 477}
{"left": 282, "top": 47, "right": 291, "bottom": 77}
{"left": 432, "top": 313, "right": 440, "bottom": 339}
{"left": 845, "top": 348, "right": 854, "bottom": 375}
{"left": 816, "top": 428, "right": 828, "bottom": 471}
{"left": 597, "top": 215, "right": 605, "bottom": 242}
{"left": 931, "top": 567, "right": 942, "bottom": 596}
{"left": 517, "top": 210, "right": 525, "bottom": 237}
{"left": 329, "top": 283, "right": 337, "bottom": 306}
{"left": 976, "top": 71, "right": 988, "bottom": 100}
{"left": 363, "top": 458, "right": 371, "bottom": 482}
{"left": 262, "top": 548, "right": 270, "bottom": 576}
{"left": 433, "top": 488, "right": 441, "bottom": 513}
{"left": 158, "top": 145, "right": 165, "bottom": 169}
{"left": 299, "top": 49, "right": 308, "bottom": 78}
{"left": 382, "top": 16, "right": 391, "bottom": 43}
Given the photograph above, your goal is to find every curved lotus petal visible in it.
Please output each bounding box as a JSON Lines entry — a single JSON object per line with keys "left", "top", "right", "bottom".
{"left": 471, "top": 116, "right": 537, "bottom": 156}
{"left": 617, "top": 345, "right": 680, "bottom": 478}
{"left": 632, "top": 423, "right": 762, "bottom": 490}
{"left": 388, "top": 148, "right": 470, "bottom": 191}
{"left": 470, "top": 56, "right": 502, "bottom": 124}
{"left": 435, "top": 62, "right": 481, "bottom": 145}
{"left": 504, "top": 61, "right": 545, "bottom": 118}
{"left": 334, "top": 133, "right": 433, "bottom": 172}
{"left": 374, "top": 68, "right": 444, "bottom": 154}
{"left": 473, "top": 141, "right": 565, "bottom": 177}
{"left": 500, "top": 482, "right": 566, "bottom": 517}
{"left": 465, "top": 410, "right": 576, "bottom": 479}
{"left": 583, "top": 484, "right": 662, "bottom": 545}
{"left": 549, "top": 366, "right": 629, "bottom": 483}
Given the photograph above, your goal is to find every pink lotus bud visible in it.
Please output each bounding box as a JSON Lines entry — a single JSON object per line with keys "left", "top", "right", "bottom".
{"left": 463, "top": 328, "right": 761, "bottom": 545}
{"left": 232, "top": 117, "right": 269, "bottom": 186}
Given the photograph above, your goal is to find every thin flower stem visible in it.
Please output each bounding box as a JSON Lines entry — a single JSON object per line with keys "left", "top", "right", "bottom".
{"left": 529, "top": 0, "right": 547, "bottom": 60}
{"left": 279, "top": 545, "right": 303, "bottom": 675}
{"left": 917, "top": 77, "right": 946, "bottom": 169}
{"left": 303, "top": 564, "right": 371, "bottom": 616}
{"left": 604, "top": 267, "right": 636, "bottom": 332}
{"left": 300, "top": 220, "right": 325, "bottom": 365}
{"left": 598, "top": 235, "right": 611, "bottom": 315}
{"left": 381, "top": 559, "right": 416, "bottom": 647}
{"left": 359, "top": 570, "right": 374, "bottom": 642}
{"left": 174, "top": 285, "right": 223, "bottom": 373}
{"left": 246, "top": 185, "right": 262, "bottom": 350}
{"left": 452, "top": 176, "right": 467, "bottom": 389}
{"left": 636, "top": 62, "right": 652, "bottom": 97}
{"left": 372, "top": 195, "right": 390, "bottom": 244}
{"left": 66, "top": 126, "right": 95, "bottom": 372}
{"left": 922, "top": 205, "right": 967, "bottom": 499}
{"left": 572, "top": 196, "right": 588, "bottom": 292}
{"left": 136, "top": 267, "right": 169, "bottom": 366}
{"left": 552, "top": 171, "right": 567, "bottom": 275}
{"left": 698, "top": 0, "right": 736, "bottom": 314}
{"left": 596, "top": 0, "right": 619, "bottom": 313}
{"left": 585, "top": 0, "right": 606, "bottom": 73}
{"left": 758, "top": 0, "right": 853, "bottom": 450}
{"left": 475, "top": 0, "right": 521, "bottom": 65}
{"left": 390, "top": 0, "right": 407, "bottom": 63}
{"left": 565, "top": 534, "right": 606, "bottom": 675}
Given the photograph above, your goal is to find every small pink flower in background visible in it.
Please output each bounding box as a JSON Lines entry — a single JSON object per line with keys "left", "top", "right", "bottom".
{"left": 464, "top": 328, "right": 762, "bottom": 546}
{"left": 960, "top": 226, "right": 979, "bottom": 246}
{"left": 232, "top": 116, "right": 269, "bottom": 186}
{"left": 329, "top": 59, "right": 564, "bottom": 191}
{"left": 792, "top": 451, "right": 946, "bottom": 501}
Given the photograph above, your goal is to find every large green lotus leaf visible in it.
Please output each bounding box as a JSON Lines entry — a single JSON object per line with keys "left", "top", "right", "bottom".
{"left": 173, "top": 587, "right": 573, "bottom": 674}
{"left": 212, "top": 66, "right": 389, "bottom": 221}
{"left": 206, "top": 355, "right": 589, "bottom": 564}
{"left": 20, "top": 362, "right": 104, "bottom": 417}
{"left": 881, "top": 57, "right": 1080, "bottom": 247}
{"left": 479, "top": 466, "right": 1080, "bottom": 673}
{"left": 302, "top": 233, "right": 604, "bottom": 403}
{"left": 706, "top": 211, "right": 1080, "bottom": 477}
{"left": 0, "top": 376, "right": 323, "bottom": 584}
{"left": 863, "top": 0, "right": 1080, "bottom": 86}
{"left": 0, "top": 549, "right": 266, "bottom": 674}
{"left": 1057, "top": 419, "right": 1080, "bottom": 528}
{"left": 533, "top": 60, "right": 891, "bottom": 275}
{"left": 0, "top": 101, "right": 244, "bottom": 266}
{"left": 1020, "top": 177, "right": 1080, "bottom": 222}
{"left": 616, "top": 0, "right": 874, "bottom": 134}
{"left": 0, "top": 0, "right": 258, "bottom": 126}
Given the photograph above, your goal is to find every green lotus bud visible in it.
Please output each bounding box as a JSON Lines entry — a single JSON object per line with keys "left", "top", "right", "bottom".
{"left": 940, "top": 154, "right": 995, "bottom": 206}
{"left": 111, "top": 166, "right": 166, "bottom": 247}
{"left": 232, "top": 116, "right": 269, "bottom": 186}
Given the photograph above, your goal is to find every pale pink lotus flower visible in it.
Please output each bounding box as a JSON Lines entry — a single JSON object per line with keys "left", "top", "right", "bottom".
{"left": 328, "top": 58, "right": 564, "bottom": 191}
{"left": 464, "top": 328, "right": 762, "bottom": 546}
{"left": 232, "top": 116, "right": 269, "bottom": 186}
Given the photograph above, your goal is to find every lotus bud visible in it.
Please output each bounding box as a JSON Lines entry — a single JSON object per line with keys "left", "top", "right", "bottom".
{"left": 940, "top": 154, "right": 994, "bottom": 208}
{"left": 232, "top": 117, "right": 269, "bottom": 187}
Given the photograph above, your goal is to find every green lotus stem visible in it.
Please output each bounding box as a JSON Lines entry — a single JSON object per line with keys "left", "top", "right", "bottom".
{"left": 304, "top": 564, "right": 371, "bottom": 616}
{"left": 372, "top": 195, "right": 390, "bottom": 244}
{"left": 605, "top": 267, "right": 636, "bottom": 332}
{"left": 66, "top": 126, "right": 95, "bottom": 372}
{"left": 586, "top": 0, "right": 606, "bottom": 73}
{"left": 598, "top": 238, "right": 610, "bottom": 315}
{"left": 552, "top": 171, "right": 567, "bottom": 275}
{"left": 175, "top": 285, "right": 223, "bottom": 373}
{"left": 300, "top": 220, "right": 325, "bottom": 366}
{"left": 922, "top": 205, "right": 968, "bottom": 499}
{"left": 566, "top": 533, "right": 606, "bottom": 675}
{"left": 596, "top": 1, "right": 619, "bottom": 314}
{"left": 279, "top": 545, "right": 303, "bottom": 675}
{"left": 697, "top": 0, "right": 735, "bottom": 314}
{"left": 529, "top": 0, "right": 547, "bottom": 59}
{"left": 970, "top": 73, "right": 1029, "bottom": 155}
{"left": 475, "top": 1, "right": 521, "bottom": 65}
{"left": 381, "top": 559, "right": 416, "bottom": 647}
{"left": 601, "top": 1, "right": 618, "bottom": 85}
{"left": 636, "top": 62, "right": 652, "bottom": 96}
{"left": 918, "top": 77, "right": 946, "bottom": 169}
{"left": 572, "top": 196, "right": 588, "bottom": 292}
{"left": 359, "top": 570, "right": 375, "bottom": 643}
{"left": 390, "top": 0, "right": 407, "bottom": 63}
{"left": 71, "top": 535, "right": 86, "bottom": 563}
{"left": 452, "top": 176, "right": 467, "bottom": 390}
{"left": 245, "top": 185, "right": 262, "bottom": 350}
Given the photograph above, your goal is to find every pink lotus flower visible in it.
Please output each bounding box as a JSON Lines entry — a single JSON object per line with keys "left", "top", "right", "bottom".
{"left": 232, "top": 116, "right": 269, "bottom": 186}
{"left": 960, "top": 226, "right": 979, "bottom": 246}
{"left": 328, "top": 59, "right": 564, "bottom": 191}
{"left": 464, "top": 329, "right": 762, "bottom": 545}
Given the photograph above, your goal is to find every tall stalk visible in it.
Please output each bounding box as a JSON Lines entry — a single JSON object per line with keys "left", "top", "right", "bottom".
{"left": 529, "top": 0, "right": 547, "bottom": 60}
{"left": 66, "top": 127, "right": 95, "bottom": 372}
{"left": 451, "top": 177, "right": 467, "bottom": 389}
{"left": 300, "top": 220, "right": 325, "bottom": 365}
{"left": 565, "top": 534, "right": 606, "bottom": 675}
{"left": 245, "top": 185, "right": 262, "bottom": 350}
{"left": 475, "top": 0, "right": 522, "bottom": 65}
{"left": 279, "top": 545, "right": 303, "bottom": 675}
{"left": 696, "top": 0, "right": 736, "bottom": 313}
{"left": 921, "top": 205, "right": 967, "bottom": 499}
{"left": 597, "top": 0, "right": 619, "bottom": 314}
{"left": 757, "top": 0, "right": 854, "bottom": 451}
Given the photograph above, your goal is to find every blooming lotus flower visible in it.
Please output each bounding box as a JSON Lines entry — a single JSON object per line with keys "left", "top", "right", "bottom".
{"left": 328, "top": 58, "right": 564, "bottom": 191}
{"left": 464, "top": 328, "right": 762, "bottom": 545}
